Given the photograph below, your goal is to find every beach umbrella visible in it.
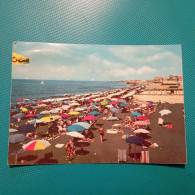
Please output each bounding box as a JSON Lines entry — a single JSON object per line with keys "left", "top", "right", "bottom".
{"left": 146, "top": 103, "right": 153, "bottom": 107}
{"left": 134, "top": 129, "right": 150, "bottom": 134}
{"left": 117, "top": 99, "right": 126, "bottom": 103}
{"left": 49, "top": 109, "right": 59, "bottom": 114}
{"left": 67, "top": 124, "right": 86, "bottom": 132}
{"left": 22, "top": 140, "right": 51, "bottom": 151}
{"left": 92, "top": 103, "right": 99, "bottom": 106}
{"left": 62, "top": 100, "right": 69, "bottom": 104}
{"left": 119, "top": 104, "right": 128, "bottom": 107}
{"left": 82, "top": 115, "right": 96, "bottom": 121}
{"left": 69, "top": 103, "right": 80, "bottom": 106}
{"left": 36, "top": 114, "right": 44, "bottom": 119}
{"left": 10, "top": 148, "right": 26, "bottom": 165}
{"left": 74, "top": 107, "right": 85, "bottom": 112}
{"left": 9, "top": 134, "right": 26, "bottom": 143}
{"left": 122, "top": 134, "right": 132, "bottom": 139}
{"left": 89, "top": 111, "right": 101, "bottom": 115}
{"left": 125, "top": 136, "right": 144, "bottom": 145}
{"left": 18, "top": 124, "right": 35, "bottom": 133}
{"left": 100, "top": 101, "right": 108, "bottom": 106}
{"left": 25, "top": 114, "right": 37, "bottom": 118}
{"left": 106, "top": 105, "right": 113, "bottom": 108}
{"left": 9, "top": 128, "right": 18, "bottom": 133}
{"left": 107, "top": 116, "right": 119, "bottom": 121}
{"left": 133, "top": 107, "right": 142, "bottom": 110}
{"left": 12, "top": 113, "right": 26, "bottom": 119}
{"left": 110, "top": 101, "right": 116, "bottom": 105}
{"left": 40, "top": 111, "right": 50, "bottom": 115}
{"left": 29, "top": 119, "right": 44, "bottom": 124}
{"left": 31, "top": 106, "right": 41, "bottom": 109}
{"left": 89, "top": 105, "right": 97, "bottom": 109}
{"left": 68, "top": 111, "right": 80, "bottom": 115}
{"left": 61, "top": 114, "right": 72, "bottom": 118}
{"left": 72, "top": 122, "right": 91, "bottom": 129}
{"left": 41, "top": 117, "right": 55, "bottom": 123}
{"left": 10, "top": 118, "right": 17, "bottom": 123}
{"left": 138, "top": 104, "right": 147, "bottom": 108}
{"left": 66, "top": 132, "right": 84, "bottom": 138}
{"left": 11, "top": 108, "right": 22, "bottom": 112}
{"left": 20, "top": 107, "right": 28, "bottom": 112}
{"left": 110, "top": 107, "right": 120, "bottom": 114}
{"left": 83, "top": 100, "right": 89, "bottom": 103}
{"left": 136, "top": 116, "right": 150, "bottom": 121}
{"left": 82, "top": 107, "right": 90, "bottom": 110}
{"left": 61, "top": 105, "right": 70, "bottom": 110}
{"left": 17, "top": 99, "right": 23, "bottom": 102}
{"left": 88, "top": 99, "right": 94, "bottom": 103}
{"left": 131, "top": 112, "right": 142, "bottom": 117}
{"left": 146, "top": 101, "right": 154, "bottom": 104}
{"left": 52, "top": 115, "right": 61, "bottom": 120}
{"left": 159, "top": 109, "right": 171, "bottom": 116}
{"left": 133, "top": 121, "right": 150, "bottom": 126}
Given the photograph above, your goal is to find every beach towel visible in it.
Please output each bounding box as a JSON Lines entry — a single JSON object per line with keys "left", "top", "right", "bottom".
{"left": 140, "top": 151, "right": 150, "bottom": 163}
{"left": 55, "top": 144, "right": 64, "bottom": 148}
{"left": 118, "top": 149, "right": 126, "bottom": 163}
{"left": 106, "top": 129, "right": 118, "bottom": 134}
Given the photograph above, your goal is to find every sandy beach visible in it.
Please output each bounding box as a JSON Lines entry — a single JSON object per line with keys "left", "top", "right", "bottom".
{"left": 8, "top": 84, "right": 186, "bottom": 165}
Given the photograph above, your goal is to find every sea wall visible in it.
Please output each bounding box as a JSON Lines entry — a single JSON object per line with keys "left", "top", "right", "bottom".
{"left": 133, "top": 94, "right": 184, "bottom": 103}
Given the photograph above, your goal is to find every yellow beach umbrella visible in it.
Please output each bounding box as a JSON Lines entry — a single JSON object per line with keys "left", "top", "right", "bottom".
{"left": 68, "top": 111, "right": 80, "bottom": 115}
{"left": 41, "top": 116, "right": 55, "bottom": 122}
{"left": 12, "top": 52, "right": 30, "bottom": 65}
{"left": 20, "top": 107, "right": 28, "bottom": 112}
{"left": 100, "top": 101, "right": 108, "bottom": 106}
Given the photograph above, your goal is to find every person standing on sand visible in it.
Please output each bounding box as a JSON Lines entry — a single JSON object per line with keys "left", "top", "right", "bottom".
{"left": 99, "top": 126, "right": 105, "bottom": 143}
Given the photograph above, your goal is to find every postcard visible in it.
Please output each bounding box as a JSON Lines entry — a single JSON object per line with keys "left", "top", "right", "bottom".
{"left": 8, "top": 42, "right": 187, "bottom": 165}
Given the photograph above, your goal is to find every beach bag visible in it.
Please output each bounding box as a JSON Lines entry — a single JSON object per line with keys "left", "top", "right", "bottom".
{"left": 140, "top": 151, "right": 150, "bottom": 163}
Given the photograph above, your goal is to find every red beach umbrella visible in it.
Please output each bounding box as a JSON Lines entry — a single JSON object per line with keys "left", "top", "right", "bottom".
{"left": 82, "top": 115, "right": 96, "bottom": 121}
{"left": 17, "top": 99, "right": 23, "bottom": 102}
{"left": 88, "top": 99, "right": 94, "bottom": 103}
{"left": 61, "top": 114, "right": 72, "bottom": 118}
{"left": 25, "top": 114, "right": 37, "bottom": 117}
{"left": 135, "top": 116, "right": 150, "bottom": 121}
{"left": 110, "top": 101, "right": 116, "bottom": 105}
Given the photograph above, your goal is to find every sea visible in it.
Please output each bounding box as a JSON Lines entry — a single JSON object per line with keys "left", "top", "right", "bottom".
{"left": 11, "top": 79, "right": 129, "bottom": 103}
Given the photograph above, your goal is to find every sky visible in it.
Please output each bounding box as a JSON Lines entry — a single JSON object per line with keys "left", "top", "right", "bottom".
{"left": 12, "top": 42, "right": 183, "bottom": 81}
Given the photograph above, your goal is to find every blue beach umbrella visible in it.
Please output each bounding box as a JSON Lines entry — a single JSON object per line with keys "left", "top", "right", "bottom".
{"left": 73, "top": 122, "right": 91, "bottom": 129}
{"left": 92, "top": 103, "right": 99, "bottom": 106}
{"left": 110, "top": 107, "right": 120, "bottom": 114}
{"left": 11, "top": 108, "right": 22, "bottom": 112}
{"left": 67, "top": 124, "right": 86, "bottom": 132}
{"left": 146, "top": 101, "right": 154, "bottom": 104}
{"left": 131, "top": 112, "right": 142, "bottom": 117}
{"left": 9, "top": 134, "right": 26, "bottom": 144}
{"left": 107, "top": 116, "right": 119, "bottom": 121}
{"left": 89, "top": 111, "right": 101, "bottom": 115}
{"left": 10, "top": 118, "right": 17, "bottom": 123}
{"left": 17, "top": 124, "right": 35, "bottom": 133}
{"left": 105, "top": 100, "right": 110, "bottom": 103}
{"left": 119, "top": 104, "right": 128, "bottom": 107}
{"left": 125, "top": 136, "right": 144, "bottom": 145}
{"left": 36, "top": 114, "right": 44, "bottom": 119}
{"left": 12, "top": 113, "right": 26, "bottom": 119}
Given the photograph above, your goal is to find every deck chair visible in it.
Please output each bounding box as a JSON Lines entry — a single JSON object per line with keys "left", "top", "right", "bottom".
{"left": 106, "top": 129, "right": 118, "bottom": 134}
{"left": 118, "top": 149, "right": 127, "bottom": 163}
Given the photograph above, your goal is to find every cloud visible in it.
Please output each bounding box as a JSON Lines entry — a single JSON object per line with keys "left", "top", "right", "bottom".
{"left": 109, "top": 66, "right": 156, "bottom": 78}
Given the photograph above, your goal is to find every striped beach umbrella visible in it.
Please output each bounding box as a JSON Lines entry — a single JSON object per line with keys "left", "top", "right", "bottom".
{"left": 22, "top": 140, "right": 51, "bottom": 151}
